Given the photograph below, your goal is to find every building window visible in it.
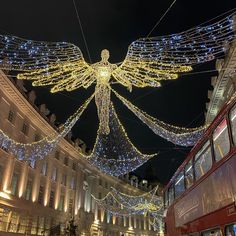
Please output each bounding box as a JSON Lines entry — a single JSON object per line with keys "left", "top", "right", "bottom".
{"left": 34, "top": 133, "right": 40, "bottom": 142}
{"left": 213, "top": 119, "right": 230, "bottom": 162}
{"left": 55, "top": 151, "right": 60, "bottom": 160}
{"left": 105, "top": 182, "right": 108, "bottom": 189}
{"left": 62, "top": 174, "right": 67, "bottom": 186}
{"left": 69, "top": 198, "right": 73, "bottom": 214}
{"left": 58, "top": 194, "right": 64, "bottom": 211}
{"left": 38, "top": 186, "right": 44, "bottom": 204}
{"left": 185, "top": 159, "right": 194, "bottom": 189}
{"left": 64, "top": 157, "right": 69, "bottom": 166}
{"left": 51, "top": 167, "right": 57, "bottom": 182}
{"left": 194, "top": 140, "right": 212, "bottom": 180}
{"left": 72, "top": 162, "right": 76, "bottom": 171}
{"left": 8, "top": 110, "right": 15, "bottom": 123}
{"left": 10, "top": 173, "right": 19, "bottom": 196}
{"left": 49, "top": 191, "right": 54, "bottom": 208}
{"left": 21, "top": 122, "right": 29, "bottom": 135}
{"left": 99, "top": 179, "right": 102, "bottom": 186}
{"left": 70, "top": 176, "right": 75, "bottom": 190}
{"left": 175, "top": 170, "right": 185, "bottom": 198}
{"left": 24, "top": 180, "right": 32, "bottom": 201}
{"left": 41, "top": 162, "right": 47, "bottom": 176}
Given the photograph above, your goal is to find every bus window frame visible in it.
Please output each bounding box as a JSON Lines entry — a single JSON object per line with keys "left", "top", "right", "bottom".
{"left": 212, "top": 117, "right": 231, "bottom": 163}
{"left": 228, "top": 104, "right": 236, "bottom": 148}
{"left": 184, "top": 157, "right": 194, "bottom": 190}
{"left": 193, "top": 139, "right": 213, "bottom": 181}
{"left": 174, "top": 169, "right": 185, "bottom": 199}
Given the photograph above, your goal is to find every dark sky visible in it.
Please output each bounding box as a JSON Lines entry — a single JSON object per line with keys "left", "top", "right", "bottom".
{"left": 0, "top": 0, "right": 235, "bottom": 184}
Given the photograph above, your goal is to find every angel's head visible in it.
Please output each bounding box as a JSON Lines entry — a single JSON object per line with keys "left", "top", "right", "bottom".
{"left": 101, "top": 49, "right": 110, "bottom": 62}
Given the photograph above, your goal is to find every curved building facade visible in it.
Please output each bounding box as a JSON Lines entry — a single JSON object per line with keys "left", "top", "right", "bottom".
{"left": 0, "top": 70, "right": 158, "bottom": 236}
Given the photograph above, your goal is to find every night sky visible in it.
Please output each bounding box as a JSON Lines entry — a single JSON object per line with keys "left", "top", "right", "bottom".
{"left": 0, "top": 0, "right": 236, "bottom": 184}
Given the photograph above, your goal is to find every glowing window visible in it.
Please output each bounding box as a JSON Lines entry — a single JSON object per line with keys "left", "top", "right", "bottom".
{"left": 194, "top": 140, "right": 212, "bottom": 180}
{"left": 8, "top": 110, "right": 15, "bottom": 123}
{"left": 213, "top": 119, "right": 230, "bottom": 162}
{"left": 230, "top": 104, "right": 236, "bottom": 145}
{"left": 185, "top": 159, "right": 194, "bottom": 189}
{"left": 175, "top": 170, "right": 185, "bottom": 198}
{"left": 168, "top": 185, "right": 174, "bottom": 205}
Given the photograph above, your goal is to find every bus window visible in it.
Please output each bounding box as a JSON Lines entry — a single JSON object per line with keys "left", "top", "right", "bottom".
{"left": 213, "top": 118, "right": 230, "bottom": 162}
{"left": 168, "top": 185, "right": 174, "bottom": 205}
{"left": 185, "top": 159, "right": 194, "bottom": 189}
{"left": 164, "top": 189, "right": 168, "bottom": 207}
{"left": 175, "top": 170, "right": 185, "bottom": 198}
{"left": 201, "top": 228, "right": 222, "bottom": 236}
{"left": 230, "top": 104, "right": 236, "bottom": 145}
{"left": 194, "top": 140, "right": 212, "bottom": 181}
{"left": 225, "top": 223, "right": 236, "bottom": 236}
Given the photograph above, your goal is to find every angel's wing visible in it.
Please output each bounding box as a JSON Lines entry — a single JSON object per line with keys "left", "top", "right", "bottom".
{"left": 0, "top": 35, "right": 95, "bottom": 92}
{"left": 113, "top": 12, "right": 236, "bottom": 88}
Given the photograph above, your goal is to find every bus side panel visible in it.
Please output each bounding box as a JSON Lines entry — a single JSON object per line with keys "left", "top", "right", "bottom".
{"left": 166, "top": 154, "right": 236, "bottom": 235}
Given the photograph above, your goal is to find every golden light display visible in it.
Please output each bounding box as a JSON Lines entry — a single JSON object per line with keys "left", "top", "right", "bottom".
{"left": 0, "top": 12, "right": 234, "bottom": 176}
{"left": 91, "top": 184, "right": 164, "bottom": 226}
{"left": 0, "top": 12, "right": 234, "bottom": 135}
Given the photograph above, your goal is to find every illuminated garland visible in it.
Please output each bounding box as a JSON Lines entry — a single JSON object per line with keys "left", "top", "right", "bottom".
{"left": 82, "top": 103, "right": 156, "bottom": 176}
{"left": 0, "top": 93, "right": 94, "bottom": 162}
{"left": 0, "top": 13, "right": 234, "bottom": 135}
{"left": 92, "top": 185, "right": 163, "bottom": 217}
{"left": 112, "top": 89, "right": 207, "bottom": 146}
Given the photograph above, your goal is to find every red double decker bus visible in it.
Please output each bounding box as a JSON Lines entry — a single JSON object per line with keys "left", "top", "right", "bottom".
{"left": 163, "top": 95, "right": 236, "bottom": 236}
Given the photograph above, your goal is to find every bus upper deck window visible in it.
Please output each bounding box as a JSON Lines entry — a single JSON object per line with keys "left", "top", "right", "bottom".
{"left": 230, "top": 104, "right": 236, "bottom": 145}
{"left": 194, "top": 140, "right": 212, "bottom": 181}
{"left": 164, "top": 189, "right": 168, "bottom": 208}
{"left": 175, "top": 170, "right": 185, "bottom": 198}
{"left": 168, "top": 185, "right": 174, "bottom": 205}
{"left": 213, "top": 118, "right": 230, "bottom": 162}
{"left": 185, "top": 159, "right": 194, "bottom": 189}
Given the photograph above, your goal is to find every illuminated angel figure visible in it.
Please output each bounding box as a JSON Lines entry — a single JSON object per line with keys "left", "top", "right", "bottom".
{"left": 0, "top": 12, "right": 235, "bottom": 135}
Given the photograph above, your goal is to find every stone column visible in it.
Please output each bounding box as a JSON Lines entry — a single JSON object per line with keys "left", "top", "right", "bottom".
{"left": 18, "top": 162, "right": 28, "bottom": 198}
{"left": 77, "top": 167, "right": 85, "bottom": 210}
{"left": 2, "top": 156, "right": 15, "bottom": 192}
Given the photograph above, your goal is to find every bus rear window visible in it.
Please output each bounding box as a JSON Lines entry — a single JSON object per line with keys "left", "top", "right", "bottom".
{"left": 230, "top": 104, "right": 236, "bottom": 145}
{"left": 175, "top": 170, "right": 185, "bottom": 198}
{"left": 194, "top": 140, "right": 212, "bottom": 181}
{"left": 185, "top": 159, "right": 194, "bottom": 189}
{"left": 213, "top": 118, "right": 230, "bottom": 162}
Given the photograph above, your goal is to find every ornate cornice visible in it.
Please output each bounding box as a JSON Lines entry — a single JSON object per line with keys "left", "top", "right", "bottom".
{"left": 206, "top": 41, "right": 236, "bottom": 123}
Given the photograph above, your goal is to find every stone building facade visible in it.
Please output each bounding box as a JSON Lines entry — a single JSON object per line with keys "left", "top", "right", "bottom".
{"left": 0, "top": 70, "right": 158, "bottom": 236}
{"left": 206, "top": 41, "right": 236, "bottom": 123}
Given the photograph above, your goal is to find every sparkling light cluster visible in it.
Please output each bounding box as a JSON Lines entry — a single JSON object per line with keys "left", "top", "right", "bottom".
{"left": 92, "top": 185, "right": 163, "bottom": 218}
{"left": 0, "top": 93, "right": 94, "bottom": 163}
{"left": 0, "top": 12, "right": 234, "bottom": 174}
{"left": 113, "top": 89, "right": 207, "bottom": 146}
{"left": 127, "top": 13, "right": 235, "bottom": 65}
{"left": 84, "top": 104, "right": 156, "bottom": 176}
